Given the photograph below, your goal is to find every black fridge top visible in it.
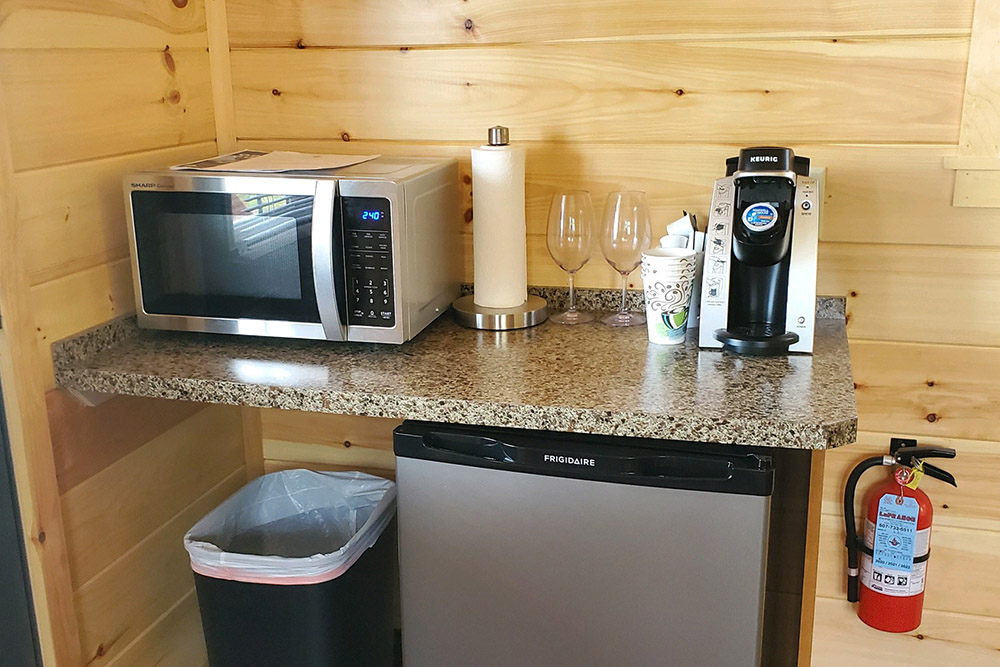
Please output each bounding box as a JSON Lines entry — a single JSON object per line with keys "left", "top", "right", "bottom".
{"left": 394, "top": 421, "right": 774, "bottom": 497}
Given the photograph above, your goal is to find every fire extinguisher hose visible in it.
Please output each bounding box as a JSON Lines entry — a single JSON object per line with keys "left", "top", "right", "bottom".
{"left": 844, "top": 454, "right": 891, "bottom": 603}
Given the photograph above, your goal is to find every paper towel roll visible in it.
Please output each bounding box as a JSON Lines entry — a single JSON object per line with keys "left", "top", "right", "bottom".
{"left": 471, "top": 144, "right": 527, "bottom": 309}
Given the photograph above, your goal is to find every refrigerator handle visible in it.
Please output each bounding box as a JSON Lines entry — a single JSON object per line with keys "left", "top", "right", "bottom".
{"left": 420, "top": 432, "right": 736, "bottom": 480}
{"left": 422, "top": 432, "right": 514, "bottom": 463}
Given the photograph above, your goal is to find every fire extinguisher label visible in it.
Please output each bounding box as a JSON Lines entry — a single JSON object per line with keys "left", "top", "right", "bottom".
{"left": 873, "top": 495, "right": 919, "bottom": 571}
{"left": 860, "top": 495, "right": 931, "bottom": 597}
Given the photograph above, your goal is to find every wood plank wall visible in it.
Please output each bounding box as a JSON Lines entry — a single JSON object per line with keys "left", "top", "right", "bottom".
{"left": 0, "top": 2, "right": 247, "bottom": 665}
{"left": 226, "top": 1, "right": 1000, "bottom": 664}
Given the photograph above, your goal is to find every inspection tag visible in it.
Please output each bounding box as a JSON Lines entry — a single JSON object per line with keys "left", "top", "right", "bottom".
{"left": 872, "top": 494, "right": 918, "bottom": 573}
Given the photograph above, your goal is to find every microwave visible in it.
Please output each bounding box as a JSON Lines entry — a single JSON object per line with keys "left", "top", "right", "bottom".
{"left": 124, "top": 157, "right": 461, "bottom": 344}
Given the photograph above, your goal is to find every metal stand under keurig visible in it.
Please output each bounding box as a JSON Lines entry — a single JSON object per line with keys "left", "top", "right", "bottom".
{"left": 453, "top": 125, "right": 547, "bottom": 330}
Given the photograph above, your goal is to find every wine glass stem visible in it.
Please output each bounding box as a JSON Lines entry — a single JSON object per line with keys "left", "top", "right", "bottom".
{"left": 567, "top": 272, "right": 577, "bottom": 313}
{"left": 619, "top": 273, "right": 629, "bottom": 315}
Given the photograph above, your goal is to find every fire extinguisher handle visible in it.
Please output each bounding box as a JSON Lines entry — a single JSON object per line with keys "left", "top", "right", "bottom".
{"left": 893, "top": 446, "right": 956, "bottom": 466}
{"left": 892, "top": 441, "right": 958, "bottom": 485}
{"left": 922, "top": 462, "right": 958, "bottom": 487}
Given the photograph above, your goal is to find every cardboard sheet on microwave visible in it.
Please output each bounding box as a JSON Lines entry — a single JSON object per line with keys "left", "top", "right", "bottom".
{"left": 171, "top": 150, "right": 381, "bottom": 173}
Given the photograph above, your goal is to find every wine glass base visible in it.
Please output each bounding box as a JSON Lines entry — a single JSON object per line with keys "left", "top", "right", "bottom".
{"left": 550, "top": 310, "right": 594, "bottom": 325}
{"left": 602, "top": 311, "right": 646, "bottom": 327}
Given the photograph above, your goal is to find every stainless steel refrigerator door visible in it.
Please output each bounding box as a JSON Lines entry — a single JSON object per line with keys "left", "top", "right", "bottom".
{"left": 397, "top": 457, "right": 769, "bottom": 667}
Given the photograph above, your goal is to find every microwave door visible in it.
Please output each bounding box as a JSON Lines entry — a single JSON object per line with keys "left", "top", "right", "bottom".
{"left": 312, "top": 180, "right": 347, "bottom": 341}
{"left": 130, "top": 185, "right": 326, "bottom": 338}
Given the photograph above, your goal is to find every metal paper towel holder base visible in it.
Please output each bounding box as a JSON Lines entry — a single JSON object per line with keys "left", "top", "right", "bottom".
{"left": 452, "top": 295, "right": 547, "bottom": 330}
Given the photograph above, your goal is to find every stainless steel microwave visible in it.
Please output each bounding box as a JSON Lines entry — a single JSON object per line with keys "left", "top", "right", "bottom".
{"left": 124, "top": 157, "right": 461, "bottom": 344}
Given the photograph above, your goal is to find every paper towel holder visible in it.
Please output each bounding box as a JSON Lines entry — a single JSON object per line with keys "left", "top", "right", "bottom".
{"left": 453, "top": 294, "right": 548, "bottom": 330}
{"left": 454, "top": 125, "right": 548, "bottom": 330}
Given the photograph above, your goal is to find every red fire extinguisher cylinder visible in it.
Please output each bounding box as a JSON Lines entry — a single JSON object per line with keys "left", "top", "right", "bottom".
{"left": 857, "top": 479, "right": 934, "bottom": 632}
{"left": 843, "top": 439, "right": 956, "bottom": 634}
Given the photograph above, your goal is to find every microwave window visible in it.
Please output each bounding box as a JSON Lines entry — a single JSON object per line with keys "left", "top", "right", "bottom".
{"left": 131, "top": 191, "right": 321, "bottom": 323}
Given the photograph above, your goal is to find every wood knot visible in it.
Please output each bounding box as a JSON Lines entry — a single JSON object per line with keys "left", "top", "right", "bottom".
{"left": 172, "top": 0, "right": 188, "bottom": 8}
{"left": 340, "top": 132, "right": 351, "bottom": 142}
{"left": 162, "top": 47, "right": 176, "bottom": 74}
{"left": 464, "top": 18, "right": 474, "bottom": 31}
{"left": 915, "top": 633, "right": 924, "bottom": 640}
{"left": 37, "top": 531, "right": 46, "bottom": 543}
{"left": 849, "top": 290, "right": 858, "bottom": 297}
{"left": 941, "top": 504, "right": 949, "bottom": 509}
{"left": 462, "top": 174, "right": 472, "bottom": 185}
{"left": 925, "top": 413, "right": 938, "bottom": 423}
{"left": 343, "top": 440, "right": 352, "bottom": 448}
{"left": 95, "top": 644, "right": 107, "bottom": 657}
{"left": 464, "top": 208, "right": 474, "bottom": 223}
{"left": 271, "top": 88, "right": 281, "bottom": 96}
{"left": 400, "top": 47, "right": 410, "bottom": 52}
{"left": 925, "top": 380, "right": 935, "bottom": 387}
{"left": 675, "top": 88, "right": 685, "bottom": 96}
{"left": 295, "top": 38, "right": 306, "bottom": 49}
{"left": 166, "top": 89, "right": 181, "bottom": 104}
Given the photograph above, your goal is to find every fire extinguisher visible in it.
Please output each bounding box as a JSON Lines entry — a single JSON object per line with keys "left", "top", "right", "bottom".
{"left": 843, "top": 437, "right": 957, "bottom": 632}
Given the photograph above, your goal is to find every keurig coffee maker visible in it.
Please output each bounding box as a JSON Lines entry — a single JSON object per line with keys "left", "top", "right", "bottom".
{"left": 698, "top": 147, "right": 820, "bottom": 355}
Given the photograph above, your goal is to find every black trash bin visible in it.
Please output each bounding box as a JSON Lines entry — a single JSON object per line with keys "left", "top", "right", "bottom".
{"left": 184, "top": 469, "right": 397, "bottom": 667}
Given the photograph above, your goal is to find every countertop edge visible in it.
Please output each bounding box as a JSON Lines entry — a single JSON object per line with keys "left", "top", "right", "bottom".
{"left": 52, "top": 290, "right": 855, "bottom": 451}
{"left": 56, "top": 366, "right": 857, "bottom": 450}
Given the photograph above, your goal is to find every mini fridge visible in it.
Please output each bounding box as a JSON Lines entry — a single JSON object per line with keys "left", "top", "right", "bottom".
{"left": 393, "top": 421, "right": 774, "bottom": 667}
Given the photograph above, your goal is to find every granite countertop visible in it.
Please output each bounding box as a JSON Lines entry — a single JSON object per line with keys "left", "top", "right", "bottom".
{"left": 53, "top": 289, "right": 857, "bottom": 450}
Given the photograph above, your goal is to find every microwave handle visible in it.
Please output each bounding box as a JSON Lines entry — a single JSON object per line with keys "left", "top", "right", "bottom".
{"left": 312, "top": 180, "right": 347, "bottom": 341}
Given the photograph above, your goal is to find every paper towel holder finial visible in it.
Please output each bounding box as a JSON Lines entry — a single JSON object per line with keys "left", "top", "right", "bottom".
{"left": 487, "top": 126, "right": 510, "bottom": 146}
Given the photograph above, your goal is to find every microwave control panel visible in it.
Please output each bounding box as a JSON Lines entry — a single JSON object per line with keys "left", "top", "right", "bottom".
{"left": 343, "top": 196, "right": 395, "bottom": 328}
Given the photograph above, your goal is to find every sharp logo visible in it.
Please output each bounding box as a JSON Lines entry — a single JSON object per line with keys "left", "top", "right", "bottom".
{"left": 543, "top": 454, "right": 596, "bottom": 467}
{"left": 749, "top": 156, "right": 778, "bottom": 163}
{"left": 131, "top": 182, "right": 160, "bottom": 188}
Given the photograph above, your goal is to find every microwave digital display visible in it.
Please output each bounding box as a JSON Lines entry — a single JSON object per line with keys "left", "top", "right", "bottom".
{"left": 343, "top": 197, "right": 391, "bottom": 231}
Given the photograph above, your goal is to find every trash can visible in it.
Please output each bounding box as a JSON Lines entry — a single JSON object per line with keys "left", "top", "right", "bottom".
{"left": 184, "top": 469, "right": 397, "bottom": 667}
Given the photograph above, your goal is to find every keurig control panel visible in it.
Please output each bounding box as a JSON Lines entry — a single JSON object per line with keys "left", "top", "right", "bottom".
{"left": 343, "top": 196, "right": 395, "bottom": 327}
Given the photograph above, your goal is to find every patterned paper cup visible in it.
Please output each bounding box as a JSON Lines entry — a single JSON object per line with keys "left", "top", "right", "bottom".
{"left": 641, "top": 248, "right": 697, "bottom": 345}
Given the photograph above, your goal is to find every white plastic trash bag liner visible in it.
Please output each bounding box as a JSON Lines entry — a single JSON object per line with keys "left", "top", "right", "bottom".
{"left": 185, "top": 469, "right": 396, "bottom": 585}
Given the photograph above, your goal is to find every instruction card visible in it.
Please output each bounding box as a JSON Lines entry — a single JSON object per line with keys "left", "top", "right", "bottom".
{"left": 171, "top": 150, "right": 380, "bottom": 173}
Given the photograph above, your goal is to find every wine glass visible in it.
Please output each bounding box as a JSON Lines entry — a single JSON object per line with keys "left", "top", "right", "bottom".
{"left": 600, "top": 191, "right": 652, "bottom": 326}
{"left": 546, "top": 191, "right": 595, "bottom": 324}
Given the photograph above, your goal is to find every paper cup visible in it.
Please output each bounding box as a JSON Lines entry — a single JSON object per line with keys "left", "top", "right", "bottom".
{"left": 640, "top": 249, "right": 697, "bottom": 345}
{"left": 644, "top": 246, "right": 696, "bottom": 262}
{"left": 659, "top": 234, "right": 690, "bottom": 249}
